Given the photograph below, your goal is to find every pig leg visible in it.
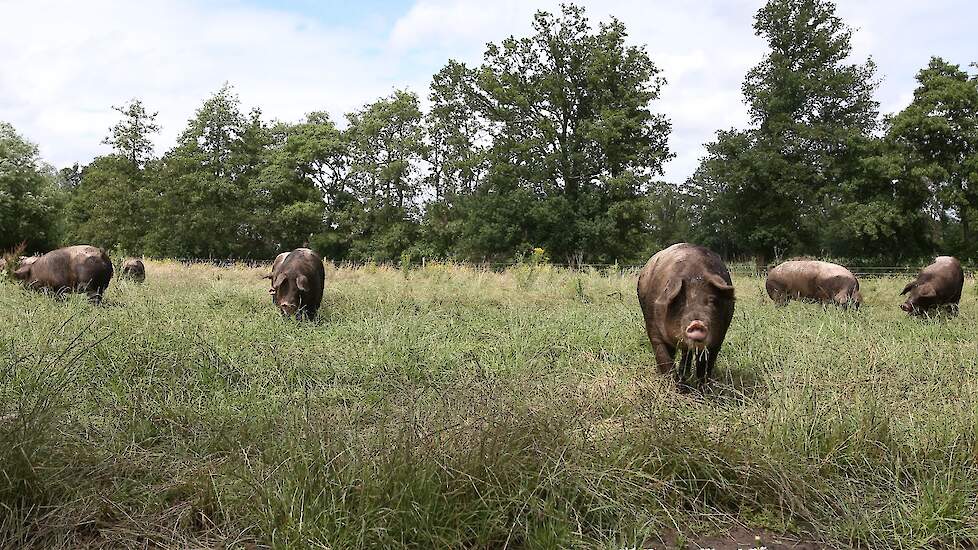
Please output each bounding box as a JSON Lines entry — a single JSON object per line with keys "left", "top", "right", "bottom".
{"left": 652, "top": 342, "right": 676, "bottom": 375}
{"left": 673, "top": 349, "right": 700, "bottom": 393}
{"left": 695, "top": 347, "right": 720, "bottom": 387}
{"left": 693, "top": 351, "right": 706, "bottom": 386}
{"left": 303, "top": 306, "right": 319, "bottom": 321}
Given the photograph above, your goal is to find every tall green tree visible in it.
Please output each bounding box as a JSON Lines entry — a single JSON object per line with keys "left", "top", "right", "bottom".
{"left": 0, "top": 122, "right": 63, "bottom": 252}
{"left": 888, "top": 57, "right": 978, "bottom": 257}
{"left": 343, "top": 90, "right": 425, "bottom": 261}
{"left": 428, "top": 5, "right": 672, "bottom": 263}
{"left": 64, "top": 155, "right": 145, "bottom": 251}
{"left": 252, "top": 118, "right": 333, "bottom": 255}
{"left": 102, "top": 99, "right": 160, "bottom": 169}
{"left": 420, "top": 63, "right": 490, "bottom": 258}
{"left": 145, "top": 84, "right": 263, "bottom": 257}
{"left": 819, "top": 135, "right": 933, "bottom": 260}
{"left": 425, "top": 60, "right": 488, "bottom": 202}
{"left": 274, "top": 112, "right": 354, "bottom": 258}
{"left": 66, "top": 98, "right": 160, "bottom": 251}
{"left": 690, "top": 0, "right": 879, "bottom": 261}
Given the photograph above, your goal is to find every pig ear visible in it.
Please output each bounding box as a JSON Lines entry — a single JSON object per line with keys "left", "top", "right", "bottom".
{"left": 272, "top": 273, "right": 286, "bottom": 289}
{"left": 296, "top": 275, "right": 309, "bottom": 292}
{"left": 706, "top": 274, "right": 735, "bottom": 296}
{"left": 900, "top": 282, "right": 916, "bottom": 295}
{"left": 655, "top": 278, "right": 684, "bottom": 307}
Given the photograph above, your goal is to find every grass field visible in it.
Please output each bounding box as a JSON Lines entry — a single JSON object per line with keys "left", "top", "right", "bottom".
{"left": 2, "top": 260, "right": 978, "bottom": 549}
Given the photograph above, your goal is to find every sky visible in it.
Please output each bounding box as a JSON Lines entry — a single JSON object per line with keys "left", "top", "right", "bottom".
{"left": 0, "top": 0, "right": 974, "bottom": 182}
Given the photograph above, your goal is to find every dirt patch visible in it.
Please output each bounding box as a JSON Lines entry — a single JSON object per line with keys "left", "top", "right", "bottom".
{"left": 648, "top": 527, "right": 839, "bottom": 550}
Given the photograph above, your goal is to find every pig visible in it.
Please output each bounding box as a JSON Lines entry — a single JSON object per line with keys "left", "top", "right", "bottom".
{"left": 637, "top": 243, "right": 736, "bottom": 388}
{"left": 267, "top": 248, "right": 325, "bottom": 320}
{"left": 12, "top": 245, "right": 113, "bottom": 304}
{"left": 900, "top": 256, "right": 964, "bottom": 316}
{"left": 765, "top": 260, "right": 862, "bottom": 309}
{"left": 121, "top": 258, "right": 146, "bottom": 282}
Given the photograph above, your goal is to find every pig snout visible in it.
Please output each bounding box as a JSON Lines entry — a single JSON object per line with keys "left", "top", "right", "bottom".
{"left": 685, "top": 320, "right": 708, "bottom": 343}
{"left": 900, "top": 302, "right": 912, "bottom": 313}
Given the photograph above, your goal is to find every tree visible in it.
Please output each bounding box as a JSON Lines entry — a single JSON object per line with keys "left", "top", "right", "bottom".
{"left": 64, "top": 155, "right": 146, "bottom": 251}
{"left": 283, "top": 112, "right": 350, "bottom": 206}
{"left": 343, "top": 90, "right": 425, "bottom": 261}
{"left": 144, "top": 84, "right": 262, "bottom": 257}
{"left": 0, "top": 122, "right": 63, "bottom": 252}
{"left": 644, "top": 181, "right": 691, "bottom": 255}
{"left": 277, "top": 112, "right": 353, "bottom": 258}
{"left": 102, "top": 99, "right": 160, "bottom": 169}
{"left": 58, "top": 163, "right": 83, "bottom": 191}
{"left": 253, "top": 119, "right": 331, "bottom": 255}
{"left": 690, "top": 0, "right": 880, "bottom": 261}
{"left": 425, "top": 60, "right": 489, "bottom": 202}
{"left": 819, "top": 135, "right": 933, "bottom": 260}
{"left": 428, "top": 4, "right": 672, "bottom": 263}
{"left": 66, "top": 99, "right": 161, "bottom": 252}
{"left": 887, "top": 57, "right": 978, "bottom": 258}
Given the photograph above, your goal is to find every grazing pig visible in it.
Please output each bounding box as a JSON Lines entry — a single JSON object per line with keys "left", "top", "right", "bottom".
{"left": 122, "top": 258, "right": 146, "bottom": 282}
{"left": 637, "top": 243, "right": 736, "bottom": 388}
{"left": 267, "top": 248, "right": 325, "bottom": 320}
{"left": 900, "top": 256, "right": 964, "bottom": 316}
{"left": 12, "top": 245, "right": 113, "bottom": 304}
{"left": 766, "top": 260, "right": 862, "bottom": 309}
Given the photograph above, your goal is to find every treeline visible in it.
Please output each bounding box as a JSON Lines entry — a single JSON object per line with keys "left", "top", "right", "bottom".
{"left": 2, "top": 0, "right": 977, "bottom": 264}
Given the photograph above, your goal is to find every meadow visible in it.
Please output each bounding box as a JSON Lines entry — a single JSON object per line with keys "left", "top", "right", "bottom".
{"left": 1, "top": 260, "right": 977, "bottom": 549}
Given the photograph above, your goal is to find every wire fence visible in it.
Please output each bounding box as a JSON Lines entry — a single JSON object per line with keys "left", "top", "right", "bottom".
{"left": 167, "top": 257, "right": 975, "bottom": 278}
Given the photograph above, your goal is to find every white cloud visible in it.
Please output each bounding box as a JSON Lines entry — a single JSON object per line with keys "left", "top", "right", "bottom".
{"left": 390, "top": 0, "right": 535, "bottom": 51}
{"left": 0, "top": 0, "right": 400, "bottom": 166}
{"left": 0, "top": 0, "right": 974, "bottom": 182}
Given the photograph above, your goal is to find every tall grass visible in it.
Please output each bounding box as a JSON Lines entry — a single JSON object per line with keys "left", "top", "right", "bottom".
{"left": 1, "top": 261, "right": 977, "bottom": 548}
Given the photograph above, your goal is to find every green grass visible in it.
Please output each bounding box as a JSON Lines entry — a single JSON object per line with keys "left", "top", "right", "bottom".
{"left": 2, "top": 261, "right": 978, "bottom": 548}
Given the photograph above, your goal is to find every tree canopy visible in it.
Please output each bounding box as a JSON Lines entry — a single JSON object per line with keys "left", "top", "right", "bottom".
{"left": 0, "top": 122, "right": 64, "bottom": 253}
{"left": 3, "top": 1, "right": 977, "bottom": 265}
{"left": 689, "top": 0, "right": 882, "bottom": 261}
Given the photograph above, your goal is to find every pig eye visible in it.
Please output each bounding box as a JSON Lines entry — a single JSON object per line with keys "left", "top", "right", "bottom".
{"left": 707, "top": 295, "right": 716, "bottom": 305}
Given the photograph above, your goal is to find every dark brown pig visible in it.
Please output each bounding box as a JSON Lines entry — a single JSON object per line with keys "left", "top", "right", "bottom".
{"left": 637, "top": 243, "right": 736, "bottom": 388}
{"left": 12, "top": 245, "right": 113, "bottom": 304}
{"left": 765, "top": 260, "right": 862, "bottom": 309}
{"left": 267, "top": 248, "right": 325, "bottom": 320}
{"left": 900, "top": 256, "right": 964, "bottom": 315}
{"left": 121, "top": 258, "right": 146, "bottom": 282}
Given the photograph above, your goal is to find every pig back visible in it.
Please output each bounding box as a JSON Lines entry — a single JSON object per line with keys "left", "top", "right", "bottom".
{"left": 767, "top": 260, "right": 856, "bottom": 302}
